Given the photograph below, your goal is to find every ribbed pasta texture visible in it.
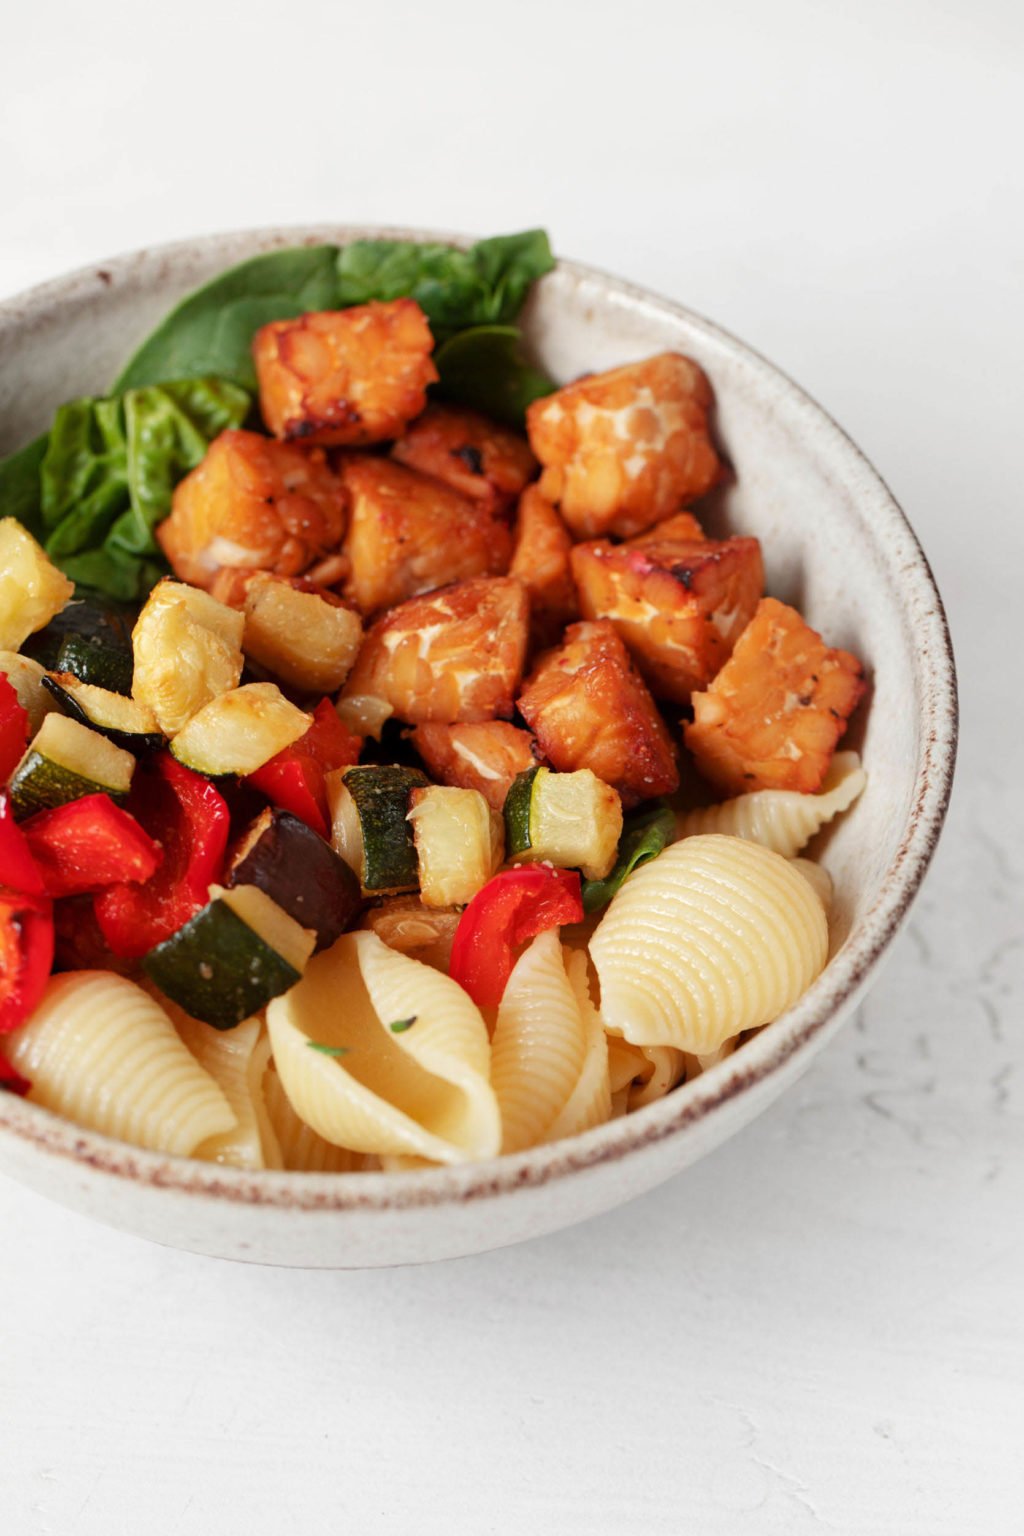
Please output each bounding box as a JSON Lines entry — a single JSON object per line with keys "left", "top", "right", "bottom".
{"left": 171, "top": 1008, "right": 268, "bottom": 1169}
{"left": 606, "top": 1036, "right": 686, "bottom": 1114}
{"left": 676, "top": 752, "right": 865, "bottom": 858}
{"left": 590, "top": 834, "right": 829, "bottom": 1052}
{"left": 491, "top": 933, "right": 610, "bottom": 1152}
{"left": 262, "top": 1065, "right": 363, "bottom": 1172}
{"left": 6, "top": 972, "right": 236, "bottom": 1155}
{"left": 267, "top": 932, "right": 500, "bottom": 1164}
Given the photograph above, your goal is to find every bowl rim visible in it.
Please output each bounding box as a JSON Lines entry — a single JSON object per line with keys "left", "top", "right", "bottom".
{"left": 0, "top": 224, "right": 958, "bottom": 1214}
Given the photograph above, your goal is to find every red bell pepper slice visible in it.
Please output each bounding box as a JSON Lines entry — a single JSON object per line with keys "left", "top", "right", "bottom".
{"left": 448, "top": 865, "right": 584, "bottom": 1010}
{"left": 248, "top": 699, "right": 362, "bottom": 837}
{"left": 0, "top": 887, "right": 54, "bottom": 1035}
{"left": 94, "top": 753, "right": 229, "bottom": 958}
{"left": 22, "top": 794, "right": 163, "bottom": 899}
{"left": 0, "top": 675, "right": 30, "bottom": 783}
{"left": 0, "top": 790, "right": 46, "bottom": 898}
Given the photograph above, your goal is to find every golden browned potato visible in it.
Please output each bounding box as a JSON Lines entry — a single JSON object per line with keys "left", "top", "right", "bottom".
{"left": 517, "top": 620, "right": 678, "bottom": 806}
{"left": 571, "top": 531, "right": 763, "bottom": 703}
{"left": 339, "top": 457, "right": 513, "bottom": 616}
{"left": 509, "top": 486, "right": 579, "bottom": 649}
{"left": 157, "top": 430, "right": 347, "bottom": 590}
{"left": 253, "top": 299, "right": 437, "bottom": 447}
{"left": 526, "top": 354, "right": 720, "bottom": 539}
{"left": 684, "top": 597, "right": 867, "bottom": 795}
{"left": 391, "top": 403, "right": 537, "bottom": 514}
{"left": 339, "top": 577, "right": 530, "bottom": 733}
{"left": 206, "top": 570, "right": 362, "bottom": 694}
{"left": 409, "top": 721, "right": 541, "bottom": 811}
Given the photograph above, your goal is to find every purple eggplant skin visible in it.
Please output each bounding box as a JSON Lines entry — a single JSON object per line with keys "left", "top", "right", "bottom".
{"left": 226, "top": 808, "right": 361, "bottom": 952}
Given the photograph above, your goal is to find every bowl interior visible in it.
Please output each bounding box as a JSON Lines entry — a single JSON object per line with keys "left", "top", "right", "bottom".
{"left": 0, "top": 228, "right": 956, "bottom": 1265}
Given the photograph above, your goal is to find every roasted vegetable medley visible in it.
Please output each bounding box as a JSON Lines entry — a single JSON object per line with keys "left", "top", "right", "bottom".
{"left": 0, "top": 231, "right": 868, "bottom": 1167}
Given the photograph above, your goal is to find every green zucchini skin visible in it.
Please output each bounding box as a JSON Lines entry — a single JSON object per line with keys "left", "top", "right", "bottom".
{"left": 142, "top": 899, "right": 300, "bottom": 1030}
{"left": 227, "top": 809, "right": 361, "bottom": 952}
{"left": 7, "top": 749, "right": 128, "bottom": 821}
{"left": 345, "top": 765, "right": 428, "bottom": 892}
{"left": 41, "top": 675, "right": 164, "bottom": 754}
{"left": 24, "top": 597, "right": 135, "bottom": 695}
{"left": 503, "top": 765, "right": 541, "bottom": 857}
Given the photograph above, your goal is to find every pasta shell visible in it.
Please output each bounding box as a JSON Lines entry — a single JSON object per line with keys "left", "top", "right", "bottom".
{"left": 590, "top": 834, "right": 829, "bottom": 1053}
{"left": 267, "top": 932, "right": 500, "bottom": 1164}
{"left": 172, "top": 1010, "right": 268, "bottom": 1169}
{"left": 6, "top": 972, "right": 236, "bottom": 1156}
{"left": 262, "top": 1063, "right": 363, "bottom": 1172}
{"left": 676, "top": 752, "right": 865, "bottom": 858}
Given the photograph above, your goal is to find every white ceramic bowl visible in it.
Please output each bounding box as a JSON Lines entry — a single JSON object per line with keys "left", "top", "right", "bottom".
{"left": 0, "top": 227, "right": 956, "bottom": 1267}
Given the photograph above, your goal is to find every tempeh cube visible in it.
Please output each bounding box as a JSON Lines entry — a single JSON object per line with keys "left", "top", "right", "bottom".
{"left": 409, "top": 721, "right": 540, "bottom": 811}
{"left": 509, "top": 486, "right": 579, "bottom": 649}
{"left": 684, "top": 597, "right": 866, "bottom": 795}
{"left": 391, "top": 403, "right": 537, "bottom": 515}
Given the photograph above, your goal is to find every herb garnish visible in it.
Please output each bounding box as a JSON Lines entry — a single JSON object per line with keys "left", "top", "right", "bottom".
{"left": 307, "top": 1041, "right": 351, "bottom": 1057}
{"left": 389, "top": 1017, "right": 417, "bottom": 1033}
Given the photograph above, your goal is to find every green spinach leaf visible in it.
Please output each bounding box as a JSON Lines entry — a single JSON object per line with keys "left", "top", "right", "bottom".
{"left": 0, "top": 433, "right": 50, "bottom": 542}
{"left": 581, "top": 801, "right": 676, "bottom": 914}
{"left": 113, "top": 246, "right": 341, "bottom": 392}
{"left": 434, "top": 324, "right": 555, "bottom": 425}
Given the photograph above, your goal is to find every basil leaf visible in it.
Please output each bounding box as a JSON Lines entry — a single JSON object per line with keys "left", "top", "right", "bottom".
{"left": 114, "top": 246, "right": 342, "bottom": 391}
{"left": 581, "top": 801, "right": 676, "bottom": 914}
{"left": 41, "top": 397, "right": 127, "bottom": 532}
{"left": 388, "top": 1016, "right": 417, "bottom": 1033}
{"left": 307, "top": 1041, "right": 351, "bottom": 1057}
{"left": 434, "top": 324, "right": 555, "bottom": 426}
{"left": 0, "top": 433, "right": 50, "bottom": 542}
{"left": 56, "top": 547, "right": 166, "bottom": 604}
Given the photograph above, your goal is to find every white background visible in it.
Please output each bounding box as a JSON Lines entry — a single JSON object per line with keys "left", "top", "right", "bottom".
{"left": 2, "top": 2, "right": 1022, "bottom": 1531}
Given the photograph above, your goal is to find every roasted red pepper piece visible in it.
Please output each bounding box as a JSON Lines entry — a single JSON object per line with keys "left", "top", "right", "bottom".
{"left": 0, "top": 675, "right": 30, "bottom": 783}
{"left": 0, "top": 790, "right": 47, "bottom": 898}
{"left": 94, "top": 753, "right": 229, "bottom": 958}
{"left": 0, "top": 887, "right": 54, "bottom": 1036}
{"left": 448, "top": 865, "right": 584, "bottom": 1010}
{"left": 247, "top": 699, "right": 362, "bottom": 837}
{"left": 22, "top": 794, "right": 163, "bottom": 899}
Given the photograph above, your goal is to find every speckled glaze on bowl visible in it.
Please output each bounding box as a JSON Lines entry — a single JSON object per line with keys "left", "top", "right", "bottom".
{"left": 0, "top": 227, "right": 956, "bottom": 1267}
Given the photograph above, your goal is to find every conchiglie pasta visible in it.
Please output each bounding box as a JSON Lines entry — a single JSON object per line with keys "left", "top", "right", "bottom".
{"left": 6, "top": 972, "right": 236, "bottom": 1155}
{"left": 606, "top": 1035, "right": 686, "bottom": 1114}
{"left": 676, "top": 752, "right": 865, "bottom": 858}
{"left": 262, "top": 1063, "right": 364, "bottom": 1172}
{"left": 491, "top": 933, "right": 611, "bottom": 1152}
{"left": 169, "top": 1006, "right": 269, "bottom": 1170}
{"left": 267, "top": 932, "right": 500, "bottom": 1165}
{"left": 590, "top": 834, "right": 829, "bottom": 1053}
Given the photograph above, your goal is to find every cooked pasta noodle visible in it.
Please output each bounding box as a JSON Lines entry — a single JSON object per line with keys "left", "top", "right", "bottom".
{"left": 169, "top": 1007, "right": 269, "bottom": 1170}
{"left": 590, "top": 834, "right": 829, "bottom": 1053}
{"left": 544, "top": 948, "right": 611, "bottom": 1142}
{"left": 606, "top": 1035, "right": 686, "bottom": 1113}
{"left": 262, "top": 1062, "right": 363, "bottom": 1172}
{"left": 790, "top": 857, "right": 833, "bottom": 911}
{"left": 5, "top": 972, "right": 236, "bottom": 1155}
{"left": 675, "top": 752, "right": 865, "bottom": 858}
{"left": 267, "top": 932, "right": 500, "bottom": 1164}
{"left": 491, "top": 930, "right": 588, "bottom": 1152}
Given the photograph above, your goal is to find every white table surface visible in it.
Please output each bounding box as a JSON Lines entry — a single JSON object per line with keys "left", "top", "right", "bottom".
{"left": 2, "top": 3, "right": 1021, "bottom": 1531}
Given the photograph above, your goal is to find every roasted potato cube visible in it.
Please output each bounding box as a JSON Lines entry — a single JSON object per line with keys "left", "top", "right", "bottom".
{"left": 572, "top": 532, "right": 763, "bottom": 703}
{"left": 517, "top": 620, "right": 678, "bottom": 806}
{"left": 684, "top": 597, "right": 867, "bottom": 795}
{"left": 339, "top": 577, "right": 529, "bottom": 733}
{"left": 253, "top": 299, "right": 437, "bottom": 446}
{"left": 157, "top": 430, "right": 347, "bottom": 590}
{"left": 340, "top": 457, "right": 513, "bottom": 616}
{"left": 391, "top": 403, "right": 537, "bottom": 514}
{"left": 410, "top": 721, "right": 540, "bottom": 811}
{"left": 510, "top": 486, "right": 579, "bottom": 649}
{"left": 526, "top": 353, "right": 720, "bottom": 539}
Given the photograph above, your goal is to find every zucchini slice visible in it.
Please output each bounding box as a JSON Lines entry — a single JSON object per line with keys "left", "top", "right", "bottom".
{"left": 42, "top": 673, "right": 164, "bottom": 753}
{"left": 503, "top": 765, "right": 623, "bottom": 880}
{"left": 328, "top": 764, "right": 427, "bottom": 893}
{"left": 226, "top": 808, "right": 362, "bottom": 952}
{"left": 23, "top": 594, "right": 136, "bottom": 695}
{"left": 170, "top": 684, "right": 311, "bottom": 776}
{"left": 142, "top": 883, "right": 316, "bottom": 1030}
{"left": 407, "top": 786, "right": 503, "bottom": 908}
{"left": 7, "top": 712, "right": 136, "bottom": 820}
{"left": 0, "top": 518, "right": 74, "bottom": 652}
{"left": 0, "top": 651, "right": 60, "bottom": 734}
